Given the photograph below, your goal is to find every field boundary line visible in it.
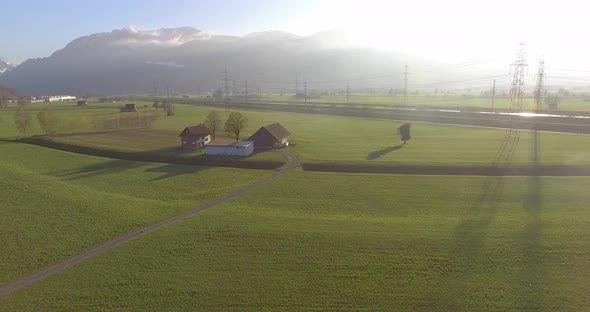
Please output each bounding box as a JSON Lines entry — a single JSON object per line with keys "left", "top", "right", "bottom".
{"left": 0, "top": 151, "right": 298, "bottom": 299}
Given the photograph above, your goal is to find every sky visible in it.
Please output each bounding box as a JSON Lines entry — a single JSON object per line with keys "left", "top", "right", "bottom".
{"left": 1, "top": 0, "right": 589, "bottom": 72}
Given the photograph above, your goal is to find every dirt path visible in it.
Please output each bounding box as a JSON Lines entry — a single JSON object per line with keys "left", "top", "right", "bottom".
{"left": 0, "top": 151, "right": 298, "bottom": 299}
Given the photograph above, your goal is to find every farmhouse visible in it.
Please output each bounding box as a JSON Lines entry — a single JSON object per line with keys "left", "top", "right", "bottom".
{"left": 248, "top": 123, "right": 291, "bottom": 149}
{"left": 48, "top": 95, "right": 76, "bottom": 102}
{"left": 76, "top": 100, "right": 88, "bottom": 107}
{"left": 120, "top": 103, "right": 137, "bottom": 112}
{"left": 205, "top": 140, "right": 255, "bottom": 156}
{"left": 178, "top": 124, "right": 211, "bottom": 149}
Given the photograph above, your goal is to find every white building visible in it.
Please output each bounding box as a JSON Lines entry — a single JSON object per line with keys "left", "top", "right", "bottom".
{"left": 205, "top": 140, "right": 255, "bottom": 156}
{"left": 48, "top": 95, "right": 76, "bottom": 102}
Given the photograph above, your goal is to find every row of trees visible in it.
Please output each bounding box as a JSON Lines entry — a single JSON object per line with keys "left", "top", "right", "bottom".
{"left": 14, "top": 107, "right": 59, "bottom": 136}
{"left": 203, "top": 111, "right": 248, "bottom": 140}
{"left": 13, "top": 106, "right": 157, "bottom": 136}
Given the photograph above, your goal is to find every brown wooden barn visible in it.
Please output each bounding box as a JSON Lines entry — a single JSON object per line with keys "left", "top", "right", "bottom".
{"left": 248, "top": 123, "right": 291, "bottom": 149}
{"left": 178, "top": 124, "right": 212, "bottom": 149}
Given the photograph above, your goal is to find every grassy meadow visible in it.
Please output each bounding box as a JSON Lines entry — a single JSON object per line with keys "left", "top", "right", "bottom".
{"left": 0, "top": 141, "right": 269, "bottom": 286}
{"left": 2, "top": 100, "right": 590, "bottom": 166}
{"left": 2, "top": 171, "right": 589, "bottom": 310}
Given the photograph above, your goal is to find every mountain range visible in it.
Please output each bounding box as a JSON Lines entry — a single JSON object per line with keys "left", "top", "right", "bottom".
{"left": 0, "top": 57, "right": 15, "bottom": 74}
{"left": 0, "top": 27, "right": 424, "bottom": 95}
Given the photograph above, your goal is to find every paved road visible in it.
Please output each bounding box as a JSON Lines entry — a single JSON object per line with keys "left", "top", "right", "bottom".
{"left": 0, "top": 151, "right": 298, "bottom": 299}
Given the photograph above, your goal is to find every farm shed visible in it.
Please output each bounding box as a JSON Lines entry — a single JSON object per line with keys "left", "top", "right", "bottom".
{"left": 76, "top": 100, "right": 88, "bottom": 107}
{"left": 178, "top": 124, "right": 211, "bottom": 149}
{"left": 205, "top": 140, "right": 255, "bottom": 156}
{"left": 248, "top": 123, "right": 291, "bottom": 149}
{"left": 48, "top": 95, "right": 76, "bottom": 102}
{"left": 120, "top": 103, "right": 137, "bottom": 112}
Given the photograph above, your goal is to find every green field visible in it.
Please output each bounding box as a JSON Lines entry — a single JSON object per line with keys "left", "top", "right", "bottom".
{"left": 0, "top": 142, "right": 269, "bottom": 285}
{"left": 12, "top": 102, "right": 590, "bottom": 166}
{"left": 255, "top": 93, "right": 590, "bottom": 112}
{"left": 2, "top": 172, "right": 589, "bottom": 311}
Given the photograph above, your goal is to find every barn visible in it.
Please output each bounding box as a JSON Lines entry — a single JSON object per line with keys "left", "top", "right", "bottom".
{"left": 178, "top": 124, "right": 211, "bottom": 149}
{"left": 205, "top": 140, "right": 255, "bottom": 156}
{"left": 248, "top": 123, "right": 291, "bottom": 149}
{"left": 120, "top": 103, "right": 137, "bottom": 112}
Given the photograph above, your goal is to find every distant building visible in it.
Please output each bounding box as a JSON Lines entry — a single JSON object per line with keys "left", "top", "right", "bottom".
{"left": 178, "top": 124, "right": 211, "bottom": 149}
{"left": 120, "top": 103, "right": 137, "bottom": 112}
{"left": 248, "top": 123, "right": 291, "bottom": 149}
{"left": 205, "top": 140, "right": 255, "bottom": 156}
{"left": 48, "top": 95, "right": 76, "bottom": 102}
{"left": 76, "top": 100, "right": 88, "bottom": 107}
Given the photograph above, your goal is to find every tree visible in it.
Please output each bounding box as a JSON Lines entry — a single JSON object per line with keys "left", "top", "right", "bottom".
{"left": 37, "top": 107, "right": 58, "bottom": 134}
{"left": 397, "top": 123, "right": 411, "bottom": 144}
{"left": 152, "top": 101, "right": 160, "bottom": 110}
{"left": 14, "top": 106, "right": 32, "bottom": 136}
{"left": 204, "top": 111, "right": 222, "bottom": 139}
{"left": 0, "top": 86, "right": 17, "bottom": 109}
{"left": 224, "top": 112, "right": 247, "bottom": 140}
{"left": 164, "top": 102, "right": 175, "bottom": 116}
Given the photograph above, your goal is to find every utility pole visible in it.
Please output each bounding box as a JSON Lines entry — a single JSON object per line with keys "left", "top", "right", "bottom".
{"left": 403, "top": 65, "right": 408, "bottom": 105}
{"left": 531, "top": 59, "right": 545, "bottom": 164}
{"left": 491, "top": 79, "right": 496, "bottom": 109}
{"left": 534, "top": 60, "right": 545, "bottom": 112}
{"left": 347, "top": 84, "right": 350, "bottom": 104}
{"left": 304, "top": 81, "right": 307, "bottom": 107}
{"left": 166, "top": 86, "right": 170, "bottom": 98}
{"left": 244, "top": 80, "right": 248, "bottom": 105}
{"left": 508, "top": 43, "right": 528, "bottom": 140}
{"left": 223, "top": 67, "right": 230, "bottom": 98}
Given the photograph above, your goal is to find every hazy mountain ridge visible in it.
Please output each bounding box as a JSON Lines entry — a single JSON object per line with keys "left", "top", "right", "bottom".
{"left": 0, "top": 27, "right": 417, "bottom": 95}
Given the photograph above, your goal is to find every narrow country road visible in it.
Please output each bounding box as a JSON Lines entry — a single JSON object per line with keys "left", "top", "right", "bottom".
{"left": 0, "top": 151, "right": 298, "bottom": 299}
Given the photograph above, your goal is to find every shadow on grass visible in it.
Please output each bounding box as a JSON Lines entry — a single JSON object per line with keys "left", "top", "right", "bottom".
{"left": 512, "top": 173, "right": 546, "bottom": 310}
{"left": 145, "top": 163, "right": 207, "bottom": 181}
{"left": 55, "top": 159, "right": 149, "bottom": 180}
{"left": 431, "top": 175, "right": 506, "bottom": 309}
{"left": 154, "top": 146, "right": 203, "bottom": 156}
{"left": 366, "top": 145, "right": 403, "bottom": 160}
{"left": 430, "top": 134, "right": 523, "bottom": 308}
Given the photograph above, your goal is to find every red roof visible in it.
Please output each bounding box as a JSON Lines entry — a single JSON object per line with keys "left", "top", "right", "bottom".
{"left": 179, "top": 124, "right": 211, "bottom": 137}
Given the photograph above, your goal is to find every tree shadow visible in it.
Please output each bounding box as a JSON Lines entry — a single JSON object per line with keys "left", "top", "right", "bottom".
{"left": 366, "top": 145, "right": 403, "bottom": 160}
{"left": 155, "top": 146, "right": 203, "bottom": 156}
{"left": 144, "top": 164, "right": 208, "bottom": 181}
{"left": 54, "top": 159, "right": 149, "bottom": 180}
